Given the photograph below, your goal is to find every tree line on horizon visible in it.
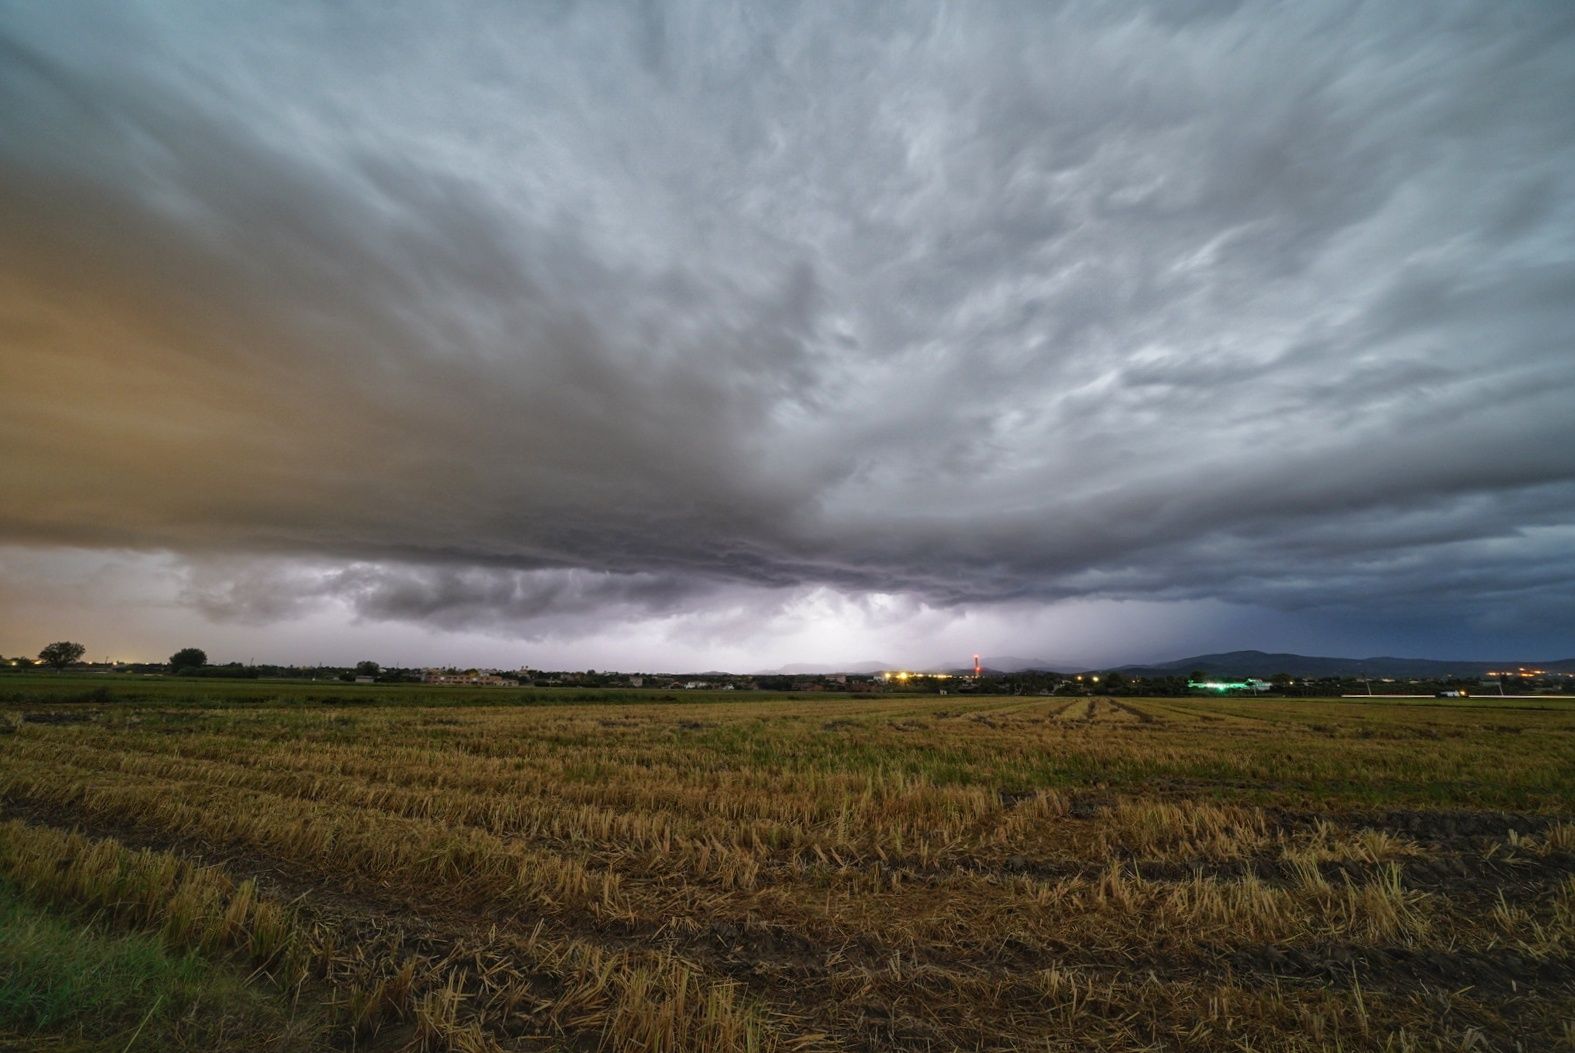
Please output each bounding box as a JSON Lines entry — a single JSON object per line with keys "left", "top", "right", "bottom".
{"left": 3, "top": 643, "right": 395, "bottom": 682}
{"left": 10, "top": 642, "right": 210, "bottom": 673}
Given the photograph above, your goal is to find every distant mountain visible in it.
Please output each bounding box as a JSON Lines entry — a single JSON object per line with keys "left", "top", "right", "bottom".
{"left": 763, "top": 656, "right": 1082, "bottom": 676}
{"left": 989, "top": 655, "right": 1083, "bottom": 672}
{"left": 944, "top": 656, "right": 1082, "bottom": 673}
{"left": 756, "top": 661, "right": 892, "bottom": 676}
{"left": 1113, "top": 650, "right": 1575, "bottom": 679}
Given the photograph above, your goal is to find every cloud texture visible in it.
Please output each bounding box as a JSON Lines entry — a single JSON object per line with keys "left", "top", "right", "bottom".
{"left": 2, "top": 2, "right": 1573, "bottom": 663}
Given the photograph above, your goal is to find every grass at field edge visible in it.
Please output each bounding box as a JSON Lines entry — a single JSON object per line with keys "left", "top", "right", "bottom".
{"left": 0, "top": 879, "right": 328, "bottom": 1053}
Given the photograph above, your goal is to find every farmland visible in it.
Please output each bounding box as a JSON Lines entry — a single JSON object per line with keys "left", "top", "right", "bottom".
{"left": 1, "top": 680, "right": 1571, "bottom": 1051}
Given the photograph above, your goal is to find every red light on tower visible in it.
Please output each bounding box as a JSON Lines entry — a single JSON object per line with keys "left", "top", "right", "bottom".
{"left": 973, "top": 653, "right": 982, "bottom": 678}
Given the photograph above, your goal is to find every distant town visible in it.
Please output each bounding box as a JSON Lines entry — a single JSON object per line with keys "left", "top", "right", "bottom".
{"left": 6, "top": 644, "right": 1573, "bottom": 698}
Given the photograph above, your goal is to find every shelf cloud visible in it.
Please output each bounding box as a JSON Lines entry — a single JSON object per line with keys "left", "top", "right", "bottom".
{"left": 3, "top": 2, "right": 1573, "bottom": 665}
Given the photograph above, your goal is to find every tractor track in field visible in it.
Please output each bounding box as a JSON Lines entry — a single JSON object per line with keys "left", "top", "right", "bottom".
{"left": 1104, "top": 699, "right": 1163, "bottom": 724}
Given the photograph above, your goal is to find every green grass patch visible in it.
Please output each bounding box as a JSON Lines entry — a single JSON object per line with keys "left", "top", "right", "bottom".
{"left": 0, "top": 881, "right": 323, "bottom": 1052}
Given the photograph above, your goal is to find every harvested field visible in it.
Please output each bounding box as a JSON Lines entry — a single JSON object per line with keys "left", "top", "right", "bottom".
{"left": 1, "top": 686, "right": 1572, "bottom": 1051}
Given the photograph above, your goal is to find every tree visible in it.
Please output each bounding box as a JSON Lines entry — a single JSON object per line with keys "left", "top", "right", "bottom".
{"left": 38, "top": 641, "right": 86, "bottom": 670}
{"left": 169, "top": 647, "right": 207, "bottom": 672}
{"left": 355, "top": 660, "right": 381, "bottom": 677}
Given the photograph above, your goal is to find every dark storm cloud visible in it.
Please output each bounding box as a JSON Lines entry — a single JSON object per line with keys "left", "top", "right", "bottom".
{"left": 180, "top": 560, "right": 711, "bottom": 637}
{"left": 2, "top": 1, "right": 1574, "bottom": 645}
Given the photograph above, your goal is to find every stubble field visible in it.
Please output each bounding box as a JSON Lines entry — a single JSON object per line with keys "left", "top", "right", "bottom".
{"left": 1, "top": 682, "right": 1571, "bottom": 1051}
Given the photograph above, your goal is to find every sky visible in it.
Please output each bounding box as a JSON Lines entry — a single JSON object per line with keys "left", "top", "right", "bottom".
{"left": 2, "top": 2, "right": 1574, "bottom": 671}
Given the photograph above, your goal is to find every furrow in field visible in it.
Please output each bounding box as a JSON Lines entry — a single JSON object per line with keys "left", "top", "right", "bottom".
{"left": 4, "top": 693, "right": 1572, "bottom": 1051}
{"left": 6, "top": 801, "right": 1566, "bottom": 1053}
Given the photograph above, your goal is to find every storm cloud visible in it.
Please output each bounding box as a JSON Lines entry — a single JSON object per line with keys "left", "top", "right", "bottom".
{"left": 2, "top": 2, "right": 1573, "bottom": 664}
